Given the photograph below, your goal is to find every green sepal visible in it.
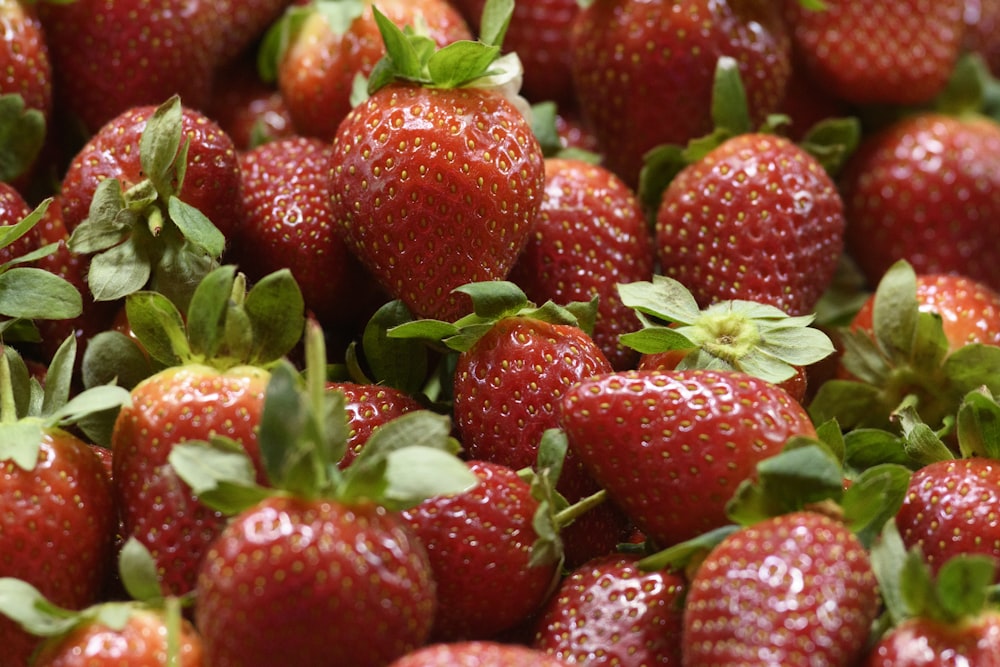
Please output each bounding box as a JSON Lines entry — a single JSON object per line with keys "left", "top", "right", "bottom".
{"left": 125, "top": 290, "right": 190, "bottom": 367}
{"left": 843, "top": 427, "right": 915, "bottom": 471}
{"left": 636, "top": 524, "right": 741, "bottom": 573}
{"left": 118, "top": 537, "right": 164, "bottom": 604}
{"left": 358, "top": 300, "right": 429, "bottom": 395}
{"left": 0, "top": 197, "right": 50, "bottom": 252}
{"left": 841, "top": 463, "right": 911, "bottom": 549}
{"left": 522, "top": 429, "right": 570, "bottom": 569}
{"left": 169, "top": 437, "right": 273, "bottom": 516}
{"left": 477, "top": 0, "right": 514, "bottom": 47}
{"left": 0, "top": 578, "right": 80, "bottom": 637}
{"left": 0, "top": 267, "right": 82, "bottom": 320}
{"left": 166, "top": 196, "right": 225, "bottom": 259}
{"left": 932, "top": 51, "right": 989, "bottom": 117}
{"left": 257, "top": 4, "right": 319, "bottom": 83}
{"left": 892, "top": 397, "right": 956, "bottom": 466}
{"left": 184, "top": 264, "right": 236, "bottom": 360}
{"left": 140, "top": 96, "right": 183, "bottom": 197}
{"left": 244, "top": 269, "right": 306, "bottom": 365}
{"left": 798, "top": 116, "right": 861, "bottom": 177}
{"left": 3, "top": 344, "right": 39, "bottom": 420}
{"left": 955, "top": 388, "right": 1000, "bottom": 459}
{"left": 81, "top": 330, "right": 161, "bottom": 392}
{"left": 87, "top": 237, "right": 153, "bottom": 302}
{"left": 0, "top": 93, "right": 44, "bottom": 182}
{"left": 0, "top": 419, "right": 44, "bottom": 470}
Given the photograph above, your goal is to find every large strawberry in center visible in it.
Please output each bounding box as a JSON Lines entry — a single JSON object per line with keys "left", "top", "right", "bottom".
{"left": 329, "top": 1, "right": 544, "bottom": 322}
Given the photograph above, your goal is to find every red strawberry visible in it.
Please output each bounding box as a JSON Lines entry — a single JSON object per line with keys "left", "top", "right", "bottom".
{"left": 333, "top": 381, "right": 423, "bottom": 468}
{"left": 205, "top": 55, "right": 296, "bottom": 151}
{"left": 267, "top": 0, "right": 472, "bottom": 141}
{"left": 532, "top": 553, "right": 686, "bottom": 666}
{"left": 655, "top": 132, "right": 845, "bottom": 316}
{"left": 839, "top": 113, "right": 1000, "bottom": 293}
{"left": 965, "top": 0, "right": 1000, "bottom": 76}
{"left": 559, "top": 369, "right": 817, "bottom": 548}
{"left": 785, "top": 0, "right": 965, "bottom": 106}
{"left": 388, "top": 641, "right": 573, "bottom": 667}
{"left": 894, "top": 457, "right": 1000, "bottom": 580}
{"left": 0, "top": 181, "right": 34, "bottom": 262}
{"left": 683, "top": 510, "right": 880, "bottom": 666}
{"left": 328, "top": 5, "right": 545, "bottom": 322}
{"left": 400, "top": 459, "right": 561, "bottom": 641}
{"left": 866, "top": 609, "right": 1000, "bottom": 667}
{"left": 569, "top": 0, "right": 790, "bottom": 186}
{"left": 508, "top": 157, "right": 655, "bottom": 370}
{"left": 236, "top": 135, "right": 387, "bottom": 334}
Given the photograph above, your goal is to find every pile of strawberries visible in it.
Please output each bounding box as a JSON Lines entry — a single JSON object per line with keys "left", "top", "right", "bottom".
{"left": 2, "top": 0, "right": 1000, "bottom": 665}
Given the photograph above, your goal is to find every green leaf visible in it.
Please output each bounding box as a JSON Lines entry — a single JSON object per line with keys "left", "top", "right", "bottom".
{"left": 530, "top": 101, "right": 562, "bottom": 157}
{"left": 125, "top": 291, "right": 189, "bottom": 366}
{"left": 315, "top": 0, "right": 367, "bottom": 34}
{"left": 257, "top": 360, "right": 307, "bottom": 489}
{"left": 478, "top": 0, "right": 514, "bottom": 48}
{"left": 0, "top": 197, "right": 50, "bottom": 254}
{"left": 371, "top": 5, "right": 424, "bottom": 81}
{"left": 841, "top": 463, "right": 911, "bottom": 547}
{"left": 637, "top": 524, "right": 741, "bottom": 572}
{"left": 168, "top": 439, "right": 270, "bottom": 515}
{"left": 81, "top": 330, "right": 159, "bottom": 392}
{"left": 809, "top": 379, "right": 889, "bottom": 431}
{"left": 710, "top": 55, "right": 752, "bottom": 138}
{"left": 871, "top": 259, "right": 918, "bottom": 363}
{"left": 3, "top": 345, "right": 34, "bottom": 419}
{"left": 893, "top": 399, "right": 955, "bottom": 467}
{"left": 618, "top": 277, "right": 702, "bottom": 324}
{"left": 843, "top": 427, "right": 913, "bottom": 471}
{"left": 0, "top": 420, "right": 44, "bottom": 470}
{"left": 381, "top": 446, "right": 478, "bottom": 510}
{"left": 66, "top": 181, "right": 136, "bottom": 255}
{"left": 185, "top": 265, "right": 236, "bottom": 360}
{"left": 167, "top": 197, "right": 225, "bottom": 259}
{"left": 943, "top": 344, "right": 1000, "bottom": 396}
{"left": 636, "top": 143, "right": 687, "bottom": 215}
{"left": 118, "top": 537, "right": 164, "bottom": 603}
{"left": 140, "top": 95, "right": 183, "bottom": 197}
{"left": 88, "top": 239, "right": 153, "bottom": 301}
{"left": 427, "top": 41, "right": 501, "bottom": 88}
{"left": 0, "top": 93, "right": 45, "bottom": 182}
{"left": 936, "top": 554, "right": 996, "bottom": 622}
{"left": 245, "top": 269, "right": 306, "bottom": 364}
{"left": 0, "top": 267, "right": 82, "bottom": 320}
{"left": 798, "top": 116, "right": 861, "bottom": 177}
{"left": 956, "top": 388, "right": 1000, "bottom": 459}
{"left": 869, "top": 519, "right": 910, "bottom": 625}
{"left": 360, "top": 300, "right": 429, "bottom": 395}
{"left": 47, "top": 385, "right": 131, "bottom": 428}
{"left": 387, "top": 318, "right": 461, "bottom": 344}
{"left": 0, "top": 578, "right": 78, "bottom": 637}
{"left": 453, "top": 280, "right": 529, "bottom": 320}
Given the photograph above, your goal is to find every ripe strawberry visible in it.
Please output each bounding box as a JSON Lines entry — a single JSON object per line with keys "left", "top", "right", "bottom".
{"left": 0, "top": 341, "right": 128, "bottom": 667}
{"left": 266, "top": 0, "right": 472, "bottom": 141}
{"left": 569, "top": 0, "right": 790, "bottom": 186}
{"left": 559, "top": 369, "right": 817, "bottom": 548}
{"left": 655, "top": 132, "right": 845, "bottom": 316}
{"left": 333, "top": 381, "right": 423, "bottom": 468}
{"left": 508, "top": 157, "right": 655, "bottom": 370}
{"left": 236, "top": 135, "right": 387, "bottom": 333}
{"left": 532, "top": 553, "right": 686, "bottom": 666}
{"left": 866, "top": 608, "right": 1000, "bottom": 667}
{"left": 785, "top": 0, "right": 965, "bottom": 106}
{"left": 178, "top": 322, "right": 477, "bottom": 667}
{"left": 109, "top": 265, "right": 306, "bottom": 597}
{"left": 388, "top": 641, "right": 573, "bottom": 667}
{"left": 62, "top": 96, "right": 243, "bottom": 308}
{"left": 894, "top": 457, "right": 1000, "bottom": 580}
{"left": 839, "top": 113, "right": 1000, "bottom": 292}
{"left": 965, "top": 0, "right": 1000, "bottom": 76}
{"left": 329, "top": 4, "right": 545, "bottom": 322}
{"left": 400, "top": 459, "right": 561, "bottom": 641}
{"left": 683, "top": 510, "right": 880, "bottom": 666}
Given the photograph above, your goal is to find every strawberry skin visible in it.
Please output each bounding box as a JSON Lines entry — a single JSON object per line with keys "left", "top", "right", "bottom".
{"left": 864, "top": 609, "right": 1000, "bottom": 667}
{"left": 332, "top": 382, "right": 423, "bottom": 469}
{"left": 0, "top": 0, "right": 51, "bottom": 121}
{"left": 112, "top": 364, "right": 270, "bottom": 597}
{"left": 509, "top": 157, "right": 655, "bottom": 370}
{"left": 329, "top": 82, "right": 545, "bottom": 322}
{"left": 389, "top": 641, "right": 573, "bottom": 666}
{"left": 532, "top": 553, "right": 686, "bottom": 666}
{"left": 683, "top": 511, "right": 880, "bottom": 667}
{"left": 839, "top": 113, "right": 1000, "bottom": 293}
{"left": 195, "top": 496, "right": 436, "bottom": 667}
{"left": 569, "top": 0, "right": 790, "bottom": 186}
{"left": 0, "top": 430, "right": 116, "bottom": 667}
{"left": 559, "top": 369, "right": 817, "bottom": 548}
{"left": 894, "top": 458, "right": 1000, "bottom": 581}
{"left": 400, "top": 460, "right": 559, "bottom": 641}
{"left": 656, "top": 132, "right": 845, "bottom": 316}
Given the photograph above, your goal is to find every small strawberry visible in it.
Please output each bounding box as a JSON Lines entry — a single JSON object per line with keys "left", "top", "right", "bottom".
{"left": 262, "top": 0, "right": 472, "bottom": 141}
{"left": 0, "top": 339, "right": 130, "bottom": 667}
{"left": 654, "top": 130, "right": 846, "bottom": 316}
{"left": 508, "top": 157, "right": 655, "bottom": 370}
{"left": 388, "top": 641, "right": 573, "bottom": 667}
{"left": 172, "top": 321, "right": 477, "bottom": 667}
{"left": 569, "top": 0, "right": 791, "bottom": 186}
{"left": 107, "top": 265, "right": 306, "bottom": 597}
{"left": 682, "top": 510, "right": 880, "bottom": 666}
{"left": 62, "top": 96, "right": 243, "bottom": 310}
{"left": 329, "top": 0, "right": 545, "bottom": 322}
{"left": 785, "top": 0, "right": 965, "bottom": 106}
{"left": 532, "top": 552, "right": 687, "bottom": 666}
{"left": 559, "top": 369, "right": 817, "bottom": 548}
{"left": 839, "top": 112, "right": 1000, "bottom": 292}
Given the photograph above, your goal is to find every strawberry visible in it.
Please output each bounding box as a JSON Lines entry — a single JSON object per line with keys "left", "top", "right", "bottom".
{"left": 329, "top": 1, "right": 545, "bottom": 322}
{"left": 62, "top": 96, "right": 242, "bottom": 309}
{"left": 559, "top": 369, "right": 817, "bottom": 548}
{"left": 399, "top": 458, "right": 562, "bottom": 641}
{"left": 333, "top": 380, "right": 423, "bottom": 468}
{"left": 388, "top": 641, "right": 573, "bottom": 667}
{"left": 683, "top": 510, "right": 880, "bottom": 666}
{"left": 236, "top": 135, "right": 387, "bottom": 334}
{"left": 0, "top": 340, "right": 129, "bottom": 667}
{"left": 532, "top": 552, "right": 686, "bottom": 666}
{"left": 205, "top": 55, "right": 296, "bottom": 151}
{"left": 569, "top": 0, "right": 791, "bottom": 187}
{"left": 508, "top": 157, "right": 655, "bottom": 370}
{"left": 172, "top": 322, "right": 477, "bottom": 667}
{"left": 654, "top": 131, "right": 846, "bottom": 316}
{"left": 785, "top": 0, "right": 965, "bottom": 106}
{"left": 107, "top": 265, "right": 306, "bottom": 597}
{"left": 965, "top": 0, "right": 1000, "bottom": 76}
{"left": 263, "top": 0, "right": 472, "bottom": 141}
{"left": 839, "top": 112, "right": 1000, "bottom": 293}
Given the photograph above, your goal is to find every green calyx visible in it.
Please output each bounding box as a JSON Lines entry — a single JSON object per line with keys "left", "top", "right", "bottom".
{"left": 365, "top": 0, "right": 519, "bottom": 96}
{"left": 67, "top": 95, "right": 226, "bottom": 308}
{"left": 169, "top": 319, "right": 478, "bottom": 514}
{"left": 618, "top": 274, "right": 835, "bottom": 384}
{"left": 809, "top": 259, "right": 1000, "bottom": 434}
{"left": 0, "top": 93, "right": 45, "bottom": 183}
{"left": 386, "top": 280, "right": 598, "bottom": 354}
{"left": 81, "top": 264, "right": 305, "bottom": 394}
{"left": 0, "top": 336, "right": 131, "bottom": 469}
